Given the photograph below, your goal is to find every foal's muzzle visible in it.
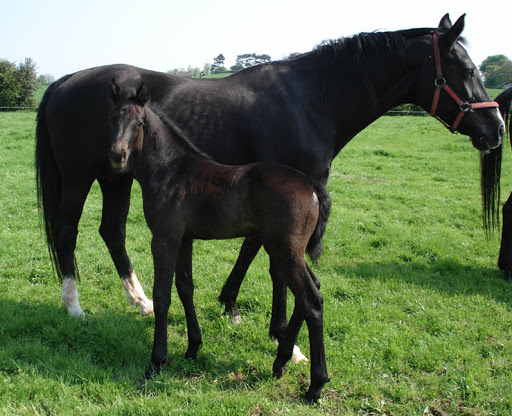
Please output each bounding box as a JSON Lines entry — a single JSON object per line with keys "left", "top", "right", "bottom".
{"left": 109, "top": 149, "right": 128, "bottom": 170}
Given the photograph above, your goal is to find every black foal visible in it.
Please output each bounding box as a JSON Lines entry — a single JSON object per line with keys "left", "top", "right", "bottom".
{"left": 108, "top": 79, "right": 331, "bottom": 403}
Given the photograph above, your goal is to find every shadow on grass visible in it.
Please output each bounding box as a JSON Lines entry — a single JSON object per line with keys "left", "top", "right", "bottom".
{"left": 328, "top": 258, "right": 512, "bottom": 305}
{"left": 0, "top": 296, "right": 274, "bottom": 392}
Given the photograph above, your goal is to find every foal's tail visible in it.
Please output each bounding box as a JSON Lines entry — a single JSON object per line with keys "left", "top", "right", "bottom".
{"left": 35, "top": 74, "right": 75, "bottom": 281}
{"left": 481, "top": 86, "right": 512, "bottom": 234}
{"left": 306, "top": 179, "right": 331, "bottom": 263}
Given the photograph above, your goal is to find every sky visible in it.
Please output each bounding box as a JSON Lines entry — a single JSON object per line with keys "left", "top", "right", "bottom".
{"left": 1, "top": 0, "right": 510, "bottom": 80}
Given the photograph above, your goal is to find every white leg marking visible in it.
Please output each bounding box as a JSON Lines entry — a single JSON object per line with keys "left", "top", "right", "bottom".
{"left": 62, "top": 276, "right": 85, "bottom": 318}
{"left": 273, "top": 339, "right": 309, "bottom": 364}
{"left": 291, "top": 345, "right": 309, "bottom": 364}
{"left": 121, "top": 271, "right": 154, "bottom": 316}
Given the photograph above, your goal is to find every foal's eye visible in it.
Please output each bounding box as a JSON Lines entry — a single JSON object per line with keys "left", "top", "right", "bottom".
{"left": 466, "top": 68, "right": 475, "bottom": 78}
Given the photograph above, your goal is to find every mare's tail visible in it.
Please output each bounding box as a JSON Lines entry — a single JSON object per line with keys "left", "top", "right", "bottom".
{"left": 306, "top": 179, "right": 331, "bottom": 263}
{"left": 481, "top": 87, "right": 512, "bottom": 234}
{"left": 35, "top": 74, "right": 75, "bottom": 280}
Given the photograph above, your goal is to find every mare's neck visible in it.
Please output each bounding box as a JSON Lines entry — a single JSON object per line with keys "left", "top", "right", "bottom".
{"left": 311, "top": 32, "right": 427, "bottom": 151}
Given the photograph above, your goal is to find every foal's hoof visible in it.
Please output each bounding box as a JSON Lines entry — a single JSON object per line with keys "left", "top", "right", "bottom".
{"left": 304, "top": 390, "right": 321, "bottom": 405}
{"left": 272, "top": 365, "right": 286, "bottom": 379}
{"left": 185, "top": 344, "right": 201, "bottom": 360}
{"left": 143, "top": 359, "right": 166, "bottom": 380}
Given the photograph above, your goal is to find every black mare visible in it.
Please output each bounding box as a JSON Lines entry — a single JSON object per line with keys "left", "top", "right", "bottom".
{"left": 108, "top": 78, "right": 331, "bottom": 403}
{"left": 36, "top": 15, "right": 504, "bottom": 323}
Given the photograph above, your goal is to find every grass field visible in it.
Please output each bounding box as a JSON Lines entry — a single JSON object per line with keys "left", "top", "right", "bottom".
{"left": 1, "top": 111, "right": 512, "bottom": 415}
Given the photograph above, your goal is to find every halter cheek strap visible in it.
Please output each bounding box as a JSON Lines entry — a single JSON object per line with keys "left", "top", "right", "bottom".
{"left": 430, "top": 32, "right": 499, "bottom": 133}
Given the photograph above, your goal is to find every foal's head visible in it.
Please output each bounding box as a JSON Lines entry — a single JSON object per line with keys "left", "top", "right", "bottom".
{"left": 108, "top": 78, "right": 149, "bottom": 170}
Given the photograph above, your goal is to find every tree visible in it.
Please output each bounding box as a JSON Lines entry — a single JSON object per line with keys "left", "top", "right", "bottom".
{"left": 479, "top": 55, "right": 512, "bottom": 88}
{"left": 17, "top": 58, "right": 38, "bottom": 106}
{"left": 0, "top": 59, "right": 19, "bottom": 106}
{"left": 37, "top": 74, "right": 55, "bottom": 86}
{"left": 211, "top": 54, "right": 225, "bottom": 73}
{"left": 0, "top": 57, "right": 38, "bottom": 107}
{"left": 234, "top": 53, "right": 271, "bottom": 70}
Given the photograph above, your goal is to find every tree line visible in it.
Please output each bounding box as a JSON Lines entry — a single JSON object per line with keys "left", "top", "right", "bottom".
{"left": 1, "top": 54, "right": 511, "bottom": 108}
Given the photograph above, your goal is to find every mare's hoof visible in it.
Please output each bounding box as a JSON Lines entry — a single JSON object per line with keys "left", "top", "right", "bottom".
{"left": 503, "top": 269, "right": 512, "bottom": 281}
{"left": 223, "top": 303, "right": 242, "bottom": 324}
{"left": 139, "top": 300, "right": 154, "bottom": 317}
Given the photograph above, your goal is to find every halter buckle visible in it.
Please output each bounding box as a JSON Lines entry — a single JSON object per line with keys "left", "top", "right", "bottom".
{"left": 434, "top": 77, "right": 446, "bottom": 88}
{"left": 460, "top": 102, "right": 472, "bottom": 113}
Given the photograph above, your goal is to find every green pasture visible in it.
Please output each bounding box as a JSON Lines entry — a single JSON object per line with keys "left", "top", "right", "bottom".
{"left": 1, "top": 111, "right": 511, "bottom": 415}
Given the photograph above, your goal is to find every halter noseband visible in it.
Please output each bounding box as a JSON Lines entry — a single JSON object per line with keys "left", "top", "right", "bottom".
{"left": 430, "top": 31, "right": 499, "bottom": 133}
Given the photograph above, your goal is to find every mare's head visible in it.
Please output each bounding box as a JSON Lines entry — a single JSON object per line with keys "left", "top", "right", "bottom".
{"left": 108, "top": 78, "right": 149, "bottom": 170}
{"left": 412, "top": 14, "right": 504, "bottom": 150}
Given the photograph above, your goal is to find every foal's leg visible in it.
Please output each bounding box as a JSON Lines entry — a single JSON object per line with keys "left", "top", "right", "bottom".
{"left": 98, "top": 176, "right": 153, "bottom": 315}
{"left": 175, "top": 237, "right": 202, "bottom": 359}
{"left": 268, "top": 276, "right": 308, "bottom": 364}
{"left": 270, "top": 259, "right": 328, "bottom": 404}
{"left": 145, "top": 234, "right": 180, "bottom": 378}
{"left": 218, "top": 235, "right": 262, "bottom": 323}
{"left": 53, "top": 179, "right": 95, "bottom": 317}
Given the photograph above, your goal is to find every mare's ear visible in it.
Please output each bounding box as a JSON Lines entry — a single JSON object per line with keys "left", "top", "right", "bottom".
{"left": 108, "top": 78, "right": 121, "bottom": 102}
{"left": 136, "top": 83, "right": 149, "bottom": 106}
{"left": 439, "top": 14, "right": 465, "bottom": 50}
{"left": 438, "top": 14, "right": 452, "bottom": 29}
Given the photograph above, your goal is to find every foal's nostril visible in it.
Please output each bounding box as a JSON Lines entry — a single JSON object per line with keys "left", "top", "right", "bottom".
{"left": 109, "top": 149, "right": 126, "bottom": 165}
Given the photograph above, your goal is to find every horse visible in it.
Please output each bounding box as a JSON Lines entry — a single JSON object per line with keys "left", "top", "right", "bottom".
{"left": 107, "top": 77, "right": 332, "bottom": 403}
{"left": 485, "top": 87, "right": 512, "bottom": 278}
{"left": 36, "top": 14, "right": 504, "bottom": 326}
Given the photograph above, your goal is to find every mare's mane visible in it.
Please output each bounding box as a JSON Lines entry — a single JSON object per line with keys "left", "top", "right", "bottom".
{"left": 305, "top": 28, "right": 466, "bottom": 73}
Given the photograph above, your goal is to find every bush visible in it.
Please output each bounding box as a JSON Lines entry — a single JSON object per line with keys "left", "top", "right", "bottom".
{"left": 0, "top": 58, "right": 38, "bottom": 108}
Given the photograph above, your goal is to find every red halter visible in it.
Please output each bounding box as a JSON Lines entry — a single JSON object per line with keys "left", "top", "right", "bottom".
{"left": 430, "top": 31, "right": 499, "bottom": 133}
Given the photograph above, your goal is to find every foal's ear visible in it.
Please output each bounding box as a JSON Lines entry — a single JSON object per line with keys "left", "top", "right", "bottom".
{"left": 439, "top": 14, "right": 465, "bottom": 50}
{"left": 108, "top": 78, "right": 121, "bottom": 102}
{"left": 136, "top": 83, "right": 149, "bottom": 106}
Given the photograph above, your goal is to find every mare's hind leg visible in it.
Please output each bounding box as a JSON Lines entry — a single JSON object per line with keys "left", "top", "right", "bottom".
{"left": 98, "top": 176, "right": 153, "bottom": 316}
{"left": 218, "top": 235, "right": 262, "bottom": 323}
{"left": 175, "top": 237, "right": 202, "bottom": 359}
{"left": 55, "top": 180, "right": 94, "bottom": 317}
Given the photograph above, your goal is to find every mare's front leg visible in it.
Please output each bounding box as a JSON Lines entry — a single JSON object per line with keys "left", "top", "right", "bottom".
{"left": 98, "top": 176, "right": 153, "bottom": 316}
{"left": 498, "top": 192, "right": 512, "bottom": 281}
{"left": 218, "top": 235, "right": 262, "bottom": 323}
{"left": 145, "top": 234, "right": 180, "bottom": 378}
{"left": 175, "top": 237, "right": 202, "bottom": 359}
